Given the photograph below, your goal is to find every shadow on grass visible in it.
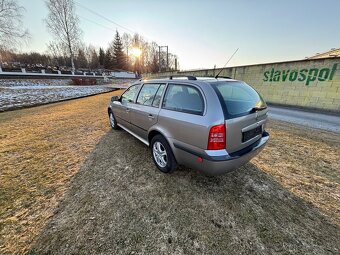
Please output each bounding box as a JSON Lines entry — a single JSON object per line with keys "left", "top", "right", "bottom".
{"left": 29, "top": 130, "right": 340, "bottom": 255}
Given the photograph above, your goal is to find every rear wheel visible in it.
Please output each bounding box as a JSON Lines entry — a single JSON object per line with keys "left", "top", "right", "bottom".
{"left": 109, "top": 111, "right": 120, "bottom": 130}
{"left": 151, "top": 135, "right": 177, "bottom": 173}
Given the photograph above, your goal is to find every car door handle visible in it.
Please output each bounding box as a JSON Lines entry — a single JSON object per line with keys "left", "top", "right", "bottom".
{"left": 148, "top": 114, "right": 155, "bottom": 120}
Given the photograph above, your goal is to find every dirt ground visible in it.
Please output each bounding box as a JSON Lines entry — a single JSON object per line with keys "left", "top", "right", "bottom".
{"left": 0, "top": 92, "right": 339, "bottom": 254}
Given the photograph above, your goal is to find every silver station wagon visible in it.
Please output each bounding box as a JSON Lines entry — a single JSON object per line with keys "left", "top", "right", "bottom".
{"left": 108, "top": 76, "right": 269, "bottom": 175}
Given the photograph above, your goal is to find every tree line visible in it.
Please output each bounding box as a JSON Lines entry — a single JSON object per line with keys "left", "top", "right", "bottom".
{"left": 0, "top": 0, "right": 178, "bottom": 74}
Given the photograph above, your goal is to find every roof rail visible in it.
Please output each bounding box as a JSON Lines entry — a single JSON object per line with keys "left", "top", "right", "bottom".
{"left": 169, "top": 75, "right": 197, "bottom": 80}
{"left": 202, "top": 75, "right": 233, "bottom": 79}
{"left": 216, "top": 76, "right": 232, "bottom": 79}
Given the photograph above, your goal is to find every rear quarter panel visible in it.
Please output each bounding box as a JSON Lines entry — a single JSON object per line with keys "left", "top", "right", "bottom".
{"left": 153, "top": 81, "right": 225, "bottom": 159}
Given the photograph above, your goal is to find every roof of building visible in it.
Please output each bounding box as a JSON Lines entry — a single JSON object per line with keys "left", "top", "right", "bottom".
{"left": 307, "top": 48, "right": 340, "bottom": 59}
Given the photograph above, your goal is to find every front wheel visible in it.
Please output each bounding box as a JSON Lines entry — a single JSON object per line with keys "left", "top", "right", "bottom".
{"left": 150, "top": 135, "right": 177, "bottom": 173}
{"left": 109, "top": 111, "right": 120, "bottom": 130}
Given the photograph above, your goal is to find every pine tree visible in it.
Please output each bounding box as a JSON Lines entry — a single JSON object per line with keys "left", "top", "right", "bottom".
{"left": 112, "top": 31, "right": 126, "bottom": 70}
{"left": 103, "top": 48, "right": 112, "bottom": 69}
{"left": 99, "top": 47, "right": 105, "bottom": 67}
{"left": 76, "top": 49, "right": 88, "bottom": 69}
{"left": 89, "top": 49, "right": 99, "bottom": 69}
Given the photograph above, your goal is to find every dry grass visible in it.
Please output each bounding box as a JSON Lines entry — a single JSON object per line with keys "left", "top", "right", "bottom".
{"left": 0, "top": 94, "right": 339, "bottom": 254}
{"left": 29, "top": 120, "right": 340, "bottom": 254}
{"left": 254, "top": 120, "right": 340, "bottom": 226}
{"left": 0, "top": 91, "right": 123, "bottom": 254}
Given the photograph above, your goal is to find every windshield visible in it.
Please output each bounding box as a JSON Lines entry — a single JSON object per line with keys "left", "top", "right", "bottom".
{"left": 210, "top": 81, "right": 267, "bottom": 118}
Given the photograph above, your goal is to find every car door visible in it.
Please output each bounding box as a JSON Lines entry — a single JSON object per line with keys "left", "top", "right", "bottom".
{"left": 158, "top": 83, "right": 206, "bottom": 149}
{"left": 113, "top": 84, "right": 141, "bottom": 129}
{"left": 129, "top": 83, "right": 166, "bottom": 140}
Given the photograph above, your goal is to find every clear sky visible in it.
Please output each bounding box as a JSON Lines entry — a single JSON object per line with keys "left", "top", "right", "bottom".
{"left": 17, "top": 0, "right": 340, "bottom": 70}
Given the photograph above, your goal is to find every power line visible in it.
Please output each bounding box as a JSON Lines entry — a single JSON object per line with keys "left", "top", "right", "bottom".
{"left": 74, "top": 1, "right": 161, "bottom": 44}
{"left": 74, "top": 1, "right": 135, "bottom": 33}
{"left": 78, "top": 15, "right": 117, "bottom": 33}
{"left": 42, "top": 0, "right": 168, "bottom": 48}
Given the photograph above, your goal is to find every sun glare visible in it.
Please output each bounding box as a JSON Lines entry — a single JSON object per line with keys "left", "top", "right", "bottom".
{"left": 131, "top": 47, "right": 142, "bottom": 57}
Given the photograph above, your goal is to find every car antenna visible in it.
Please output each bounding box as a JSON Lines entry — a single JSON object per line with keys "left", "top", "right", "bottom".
{"left": 215, "top": 48, "right": 239, "bottom": 79}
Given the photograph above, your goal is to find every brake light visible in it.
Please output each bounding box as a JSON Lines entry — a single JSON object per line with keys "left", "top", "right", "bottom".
{"left": 207, "top": 124, "right": 226, "bottom": 150}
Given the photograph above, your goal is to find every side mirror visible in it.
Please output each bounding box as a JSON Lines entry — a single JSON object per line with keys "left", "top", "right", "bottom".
{"left": 111, "top": 96, "right": 120, "bottom": 102}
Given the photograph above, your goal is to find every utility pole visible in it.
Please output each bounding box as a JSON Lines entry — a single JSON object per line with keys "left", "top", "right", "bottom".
{"left": 158, "top": 46, "right": 161, "bottom": 72}
{"left": 166, "top": 46, "right": 169, "bottom": 71}
{"left": 175, "top": 58, "right": 177, "bottom": 71}
{"left": 158, "top": 45, "right": 169, "bottom": 72}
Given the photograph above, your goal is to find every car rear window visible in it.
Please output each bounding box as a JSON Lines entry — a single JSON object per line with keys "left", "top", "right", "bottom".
{"left": 210, "top": 81, "right": 266, "bottom": 118}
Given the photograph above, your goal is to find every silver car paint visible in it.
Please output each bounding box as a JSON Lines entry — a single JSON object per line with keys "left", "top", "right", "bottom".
{"left": 109, "top": 78, "right": 269, "bottom": 175}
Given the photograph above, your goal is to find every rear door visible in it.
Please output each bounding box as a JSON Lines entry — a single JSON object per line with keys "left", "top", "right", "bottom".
{"left": 158, "top": 83, "right": 206, "bottom": 149}
{"left": 211, "top": 81, "right": 268, "bottom": 153}
{"left": 129, "top": 83, "right": 166, "bottom": 140}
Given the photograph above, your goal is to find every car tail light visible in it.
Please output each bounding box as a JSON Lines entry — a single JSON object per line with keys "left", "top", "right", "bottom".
{"left": 207, "top": 124, "right": 226, "bottom": 150}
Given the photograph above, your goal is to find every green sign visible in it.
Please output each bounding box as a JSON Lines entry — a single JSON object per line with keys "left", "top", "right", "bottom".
{"left": 263, "top": 63, "right": 337, "bottom": 85}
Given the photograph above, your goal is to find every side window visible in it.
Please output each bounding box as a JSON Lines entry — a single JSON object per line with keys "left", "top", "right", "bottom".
{"left": 121, "top": 85, "right": 140, "bottom": 104}
{"left": 152, "top": 84, "right": 165, "bottom": 107}
{"left": 162, "top": 84, "right": 204, "bottom": 115}
{"left": 136, "top": 84, "right": 161, "bottom": 106}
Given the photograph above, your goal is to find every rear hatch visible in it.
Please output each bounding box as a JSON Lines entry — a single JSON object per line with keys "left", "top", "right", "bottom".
{"left": 210, "top": 81, "right": 268, "bottom": 153}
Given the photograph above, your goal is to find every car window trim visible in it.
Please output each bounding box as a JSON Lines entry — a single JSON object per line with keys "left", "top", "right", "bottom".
{"left": 151, "top": 84, "right": 166, "bottom": 108}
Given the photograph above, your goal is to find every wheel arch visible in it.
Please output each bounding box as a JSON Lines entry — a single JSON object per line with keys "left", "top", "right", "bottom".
{"left": 148, "top": 128, "right": 178, "bottom": 172}
{"left": 148, "top": 127, "right": 179, "bottom": 160}
{"left": 148, "top": 127, "right": 172, "bottom": 148}
{"left": 148, "top": 130, "right": 163, "bottom": 145}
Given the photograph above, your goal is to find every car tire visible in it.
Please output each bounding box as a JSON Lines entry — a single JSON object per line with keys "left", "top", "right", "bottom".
{"left": 109, "top": 111, "right": 120, "bottom": 130}
{"left": 150, "top": 135, "right": 177, "bottom": 173}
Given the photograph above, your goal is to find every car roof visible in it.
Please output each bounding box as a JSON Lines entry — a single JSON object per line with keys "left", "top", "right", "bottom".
{"left": 138, "top": 76, "right": 238, "bottom": 84}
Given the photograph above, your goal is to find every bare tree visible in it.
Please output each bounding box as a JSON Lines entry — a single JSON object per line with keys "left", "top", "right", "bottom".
{"left": 121, "top": 33, "right": 131, "bottom": 55}
{"left": 0, "top": 0, "right": 29, "bottom": 50}
{"left": 121, "top": 33, "right": 132, "bottom": 70}
{"left": 44, "top": 0, "right": 82, "bottom": 72}
{"left": 47, "top": 41, "right": 69, "bottom": 67}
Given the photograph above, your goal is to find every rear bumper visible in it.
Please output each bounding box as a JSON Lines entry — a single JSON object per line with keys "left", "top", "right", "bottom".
{"left": 173, "top": 132, "right": 269, "bottom": 176}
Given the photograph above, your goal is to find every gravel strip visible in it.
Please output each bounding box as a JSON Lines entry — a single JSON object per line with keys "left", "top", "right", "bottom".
{"left": 0, "top": 79, "right": 135, "bottom": 111}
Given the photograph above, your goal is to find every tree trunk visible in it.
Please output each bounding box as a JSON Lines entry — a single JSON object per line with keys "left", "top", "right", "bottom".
{"left": 67, "top": 34, "right": 75, "bottom": 72}
{"left": 70, "top": 52, "right": 75, "bottom": 73}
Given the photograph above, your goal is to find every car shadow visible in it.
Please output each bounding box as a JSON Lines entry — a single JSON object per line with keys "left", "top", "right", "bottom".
{"left": 29, "top": 130, "right": 340, "bottom": 254}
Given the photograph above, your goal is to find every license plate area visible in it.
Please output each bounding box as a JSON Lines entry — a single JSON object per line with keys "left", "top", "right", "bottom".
{"left": 242, "top": 126, "right": 262, "bottom": 142}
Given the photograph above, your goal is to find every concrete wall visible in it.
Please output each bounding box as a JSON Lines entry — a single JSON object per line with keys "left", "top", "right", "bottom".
{"left": 144, "top": 57, "right": 340, "bottom": 112}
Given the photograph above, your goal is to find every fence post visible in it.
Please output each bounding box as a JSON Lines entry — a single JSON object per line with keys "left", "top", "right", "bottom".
{"left": 41, "top": 69, "right": 45, "bottom": 74}
{"left": 58, "top": 70, "right": 61, "bottom": 75}
{"left": 21, "top": 68, "right": 26, "bottom": 73}
{"left": 0, "top": 66, "right": 2, "bottom": 73}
